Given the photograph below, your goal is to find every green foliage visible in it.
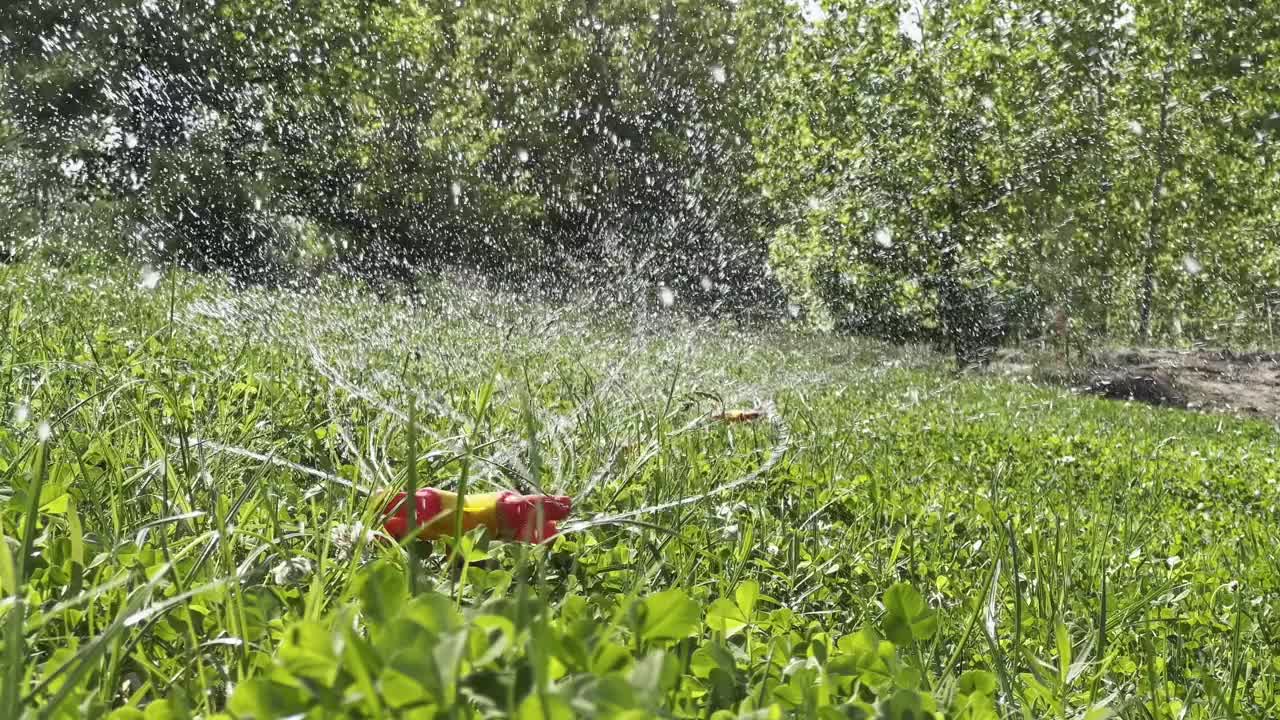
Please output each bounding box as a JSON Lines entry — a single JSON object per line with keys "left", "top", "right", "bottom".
{"left": 1, "top": 264, "right": 1279, "bottom": 717}
{"left": 881, "top": 583, "right": 937, "bottom": 646}
{"left": 755, "top": 0, "right": 1280, "bottom": 350}
{"left": 222, "top": 562, "right": 972, "bottom": 719}
{"left": 636, "top": 588, "right": 701, "bottom": 641}
{"left": 0, "top": 0, "right": 789, "bottom": 304}
{"left": 3, "top": 0, "right": 1277, "bottom": 338}
{"left": 1, "top": 0, "right": 288, "bottom": 269}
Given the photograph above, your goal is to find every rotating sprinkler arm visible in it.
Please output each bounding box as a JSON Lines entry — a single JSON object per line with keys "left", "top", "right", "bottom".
{"left": 382, "top": 488, "right": 572, "bottom": 544}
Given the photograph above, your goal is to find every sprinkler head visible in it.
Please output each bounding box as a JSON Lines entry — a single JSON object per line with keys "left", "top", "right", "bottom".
{"left": 379, "top": 488, "right": 572, "bottom": 544}
{"left": 495, "top": 491, "right": 573, "bottom": 543}
{"left": 381, "top": 488, "right": 446, "bottom": 541}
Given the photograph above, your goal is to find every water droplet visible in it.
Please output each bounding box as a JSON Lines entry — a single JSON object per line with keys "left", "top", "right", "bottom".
{"left": 898, "top": 6, "right": 923, "bottom": 42}
{"left": 800, "top": 2, "right": 826, "bottom": 23}
{"left": 60, "top": 158, "right": 85, "bottom": 178}
{"left": 270, "top": 557, "right": 313, "bottom": 585}
{"left": 1182, "top": 254, "right": 1202, "bottom": 276}
{"left": 659, "top": 286, "right": 675, "bottom": 307}
{"left": 875, "top": 227, "right": 894, "bottom": 248}
{"left": 139, "top": 267, "right": 162, "bottom": 290}
{"left": 516, "top": 148, "right": 529, "bottom": 163}
{"left": 1113, "top": 4, "right": 1136, "bottom": 30}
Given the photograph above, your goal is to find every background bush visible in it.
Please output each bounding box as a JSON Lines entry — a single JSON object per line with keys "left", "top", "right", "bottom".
{"left": 2, "top": 0, "right": 1278, "bottom": 345}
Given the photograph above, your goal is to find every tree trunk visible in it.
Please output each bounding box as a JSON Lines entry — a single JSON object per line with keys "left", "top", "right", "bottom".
{"left": 935, "top": 230, "right": 973, "bottom": 368}
{"left": 1138, "top": 69, "right": 1173, "bottom": 343}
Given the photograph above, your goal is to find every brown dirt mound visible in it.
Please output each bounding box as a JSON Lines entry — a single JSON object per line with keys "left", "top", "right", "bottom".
{"left": 991, "top": 347, "right": 1280, "bottom": 421}
{"left": 1084, "top": 370, "right": 1186, "bottom": 408}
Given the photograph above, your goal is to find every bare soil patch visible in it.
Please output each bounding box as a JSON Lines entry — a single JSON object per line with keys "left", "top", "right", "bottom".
{"left": 991, "top": 347, "right": 1280, "bottom": 421}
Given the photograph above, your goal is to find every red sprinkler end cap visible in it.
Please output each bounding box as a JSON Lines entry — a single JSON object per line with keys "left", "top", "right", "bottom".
{"left": 495, "top": 492, "right": 573, "bottom": 543}
{"left": 382, "top": 488, "right": 445, "bottom": 541}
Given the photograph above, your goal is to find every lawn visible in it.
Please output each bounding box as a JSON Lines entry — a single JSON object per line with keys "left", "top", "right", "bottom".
{"left": 1, "top": 264, "right": 1277, "bottom": 719}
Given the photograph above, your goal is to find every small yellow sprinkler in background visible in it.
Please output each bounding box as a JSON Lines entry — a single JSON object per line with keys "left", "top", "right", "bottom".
{"left": 711, "top": 407, "right": 766, "bottom": 423}
{"left": 681, "top": 391, "right": 769, "bottom": 425}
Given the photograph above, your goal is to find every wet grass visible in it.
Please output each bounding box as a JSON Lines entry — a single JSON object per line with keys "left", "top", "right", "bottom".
{"left": 1, "top": 264, "right": 1278, "bottom": 719}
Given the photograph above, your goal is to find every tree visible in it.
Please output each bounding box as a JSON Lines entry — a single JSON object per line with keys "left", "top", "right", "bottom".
{"left": 442, "top": 0, "right": 793, "bottom": 308}
{"left": 3, "top": 0, "right": 1275, "bottom": 338}
{"left": 0, "top": 105, "right": 26, "bottom": 262}
{"left": 0, "top": 0, "right": 351, "bottom": 272}
{"left": 1108, "top": 0, "right": 1280, "bottom": 342}
{"left": 755, "top": 0, "right": 1280, "bottom": 351}
{"left": 757, "top": 0, "right": 1106, "bottom": 361}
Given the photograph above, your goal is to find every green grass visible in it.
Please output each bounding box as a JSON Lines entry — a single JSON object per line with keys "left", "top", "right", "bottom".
{"left": 1, "top": 263, "right": 1278, "bottom": 719}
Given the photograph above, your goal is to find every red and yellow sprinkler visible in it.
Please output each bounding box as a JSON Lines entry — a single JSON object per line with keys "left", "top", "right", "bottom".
{"left": 376, "top": 404, "right": 764, "bottom": 544}
{"left": 381, "top": 488, "right": 573, "bottom": 544}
